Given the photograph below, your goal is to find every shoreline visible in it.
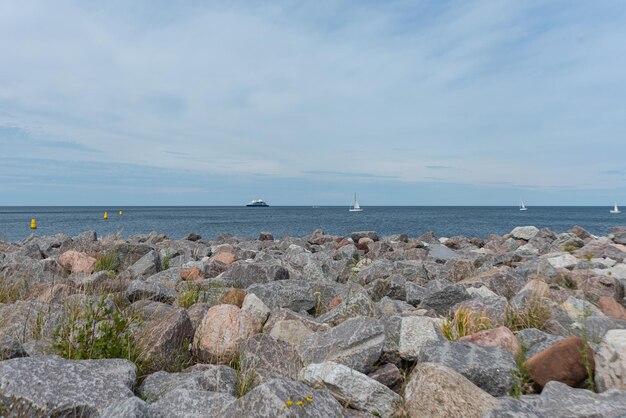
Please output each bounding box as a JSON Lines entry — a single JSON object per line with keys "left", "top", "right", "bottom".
{"left": 1, "top": 225, "right": 626, "bottom": 416}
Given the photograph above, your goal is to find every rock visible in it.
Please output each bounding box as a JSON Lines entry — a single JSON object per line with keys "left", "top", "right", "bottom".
{"left": 240, "top": 334, "right": 303, "bottom": 381}
{"left": 583, "top": 276, "right": 624, "bottom": 302}
{"left": 241, "top": 293, "right": 270, "bottom": 324}
{"left": 610, "top": 226, "right": 626, "bottom": 245}
{"left": 459, "top": 326, "right": 521, "bottom": 357}
{"left": 0, "top": 300, "right": 61, "bottom": 343}
{"left": 482, "top": 397, "right": 544, "bottom": 418}
{"left": 258, "top": 232, "right": 274, "bottom": 241}
{"left": 403, "top": 362, "right": 498, "bottom": 418}
{"left": 317, "top": 287, "right": 379, "bottom": 325}
{"left": 192, "top": 304, "right": 261, "bottom": 364}
{"left": 180, "top": 266, "right": 204, "bottom": 281}
{"left": 0, "top": 336, "right": 27, "bottom": 360}
{"left": 134, "top": 305, "right": 194, "bottom": 371}
{"left": 127, "top": 280, "right": 177, "bottom": 304}
{"left": 220, "top": 288, "right": 247, "bottom": 307}
{"left": 398, "top": 315, "right": 444, "bottom": 361}
{"left": 269, "top": 320, "right": 313, "bottom": 346}
{"left": 263, "top": 308, "right": 328, "bottom": 335}
{"left": 299, "top": 316, "right": 384, "bottom": 373}
{"left": 595, "top": 329, "right": 626, "bottom": 391}
{"left": 58, "top": 250, "right": 96, "bottom": 274}
{"left": 351, "top": 231, "right": 379, "bottom": 242}
{"left": 219, "top": 377, "right": 344, "bottom": 418}
{"left": 221, "top": 262, "right": 289, "bottom": 288}
{"left": 561, "top": 296, "right": 605, "bottom": 319}
{"left": 101, "top": 397, "right": 154, "bottom": 418}
{"left": 211, "top": 251, "right": 237, "bottom": 265}
{"left": 522, "top": 380, "right": 626, "bottom": 417}
{"left": 460, "top": 266, "right": 526, "bottom": 298}
{"left": 525, "top": 336, "right": 594, "bottom": 389}
{"left": 405, "top": 282, "right": 426, "bottom": 306}
{"left": 138, "top": 366, "right": 237, "bottom": 401}
{"left": 452, "top": 295, "right": 507, "bottom": 325}
{"left": 367, "top": 363, "right": 402, "bottom": 392}
{"left": 428, "top": 244, "right": 462, "bottom": 261}
{"left": 420, "top": 279, "right": 471, "bottom": 315}
{"left": 547, "top": 254, "right": 579, "bottom": 269}
{"left": 415, "top": 341, "right": 517, "bottom": 396}
{"left": 0, "top": 355, "right": 136, "bottom": 416}
{"left": 516, "top": 328, "right": 565, "bottom": 358}
{"left": 149, "top": 388, "right": 235, "bottom": 418}
{"left": 300, "top": 361, "right": 402, "bottom": 418}
{"left": 246, "top": 280, "right": 316, "bottom": 312}
{"left": 72, "top": 270, "right": 112, "bottom": 290}
{"left": 598, "top": 296, "right": 626, "bottom": 320}
{"left": 511, "top": 226, "right": 540, "bottom": 241}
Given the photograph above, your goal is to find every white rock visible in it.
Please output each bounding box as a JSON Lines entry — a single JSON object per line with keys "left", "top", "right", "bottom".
{"left": 511, "top": 226, "right": 540, "bottom": 240}
{"left": 467, "top": 286, "right": 499, "bottom": 299}
{"left": 399, "top": 316, "right": 443, "bottom": 360}
{"left": 299, "top": 362, "right": 402, "bottom": 418}
{"left": 595, "top": 329, "right": 626, "bottom": 391}
{"left": 516, "top": 243, "right": 539, "bottom": 255}
{"left": 561, "top": 296, "right": 605, "bottom": 320}
{"left": 547, "top": 253, "right": 579, "bottom": 269}
{"left": 241, "top": 293, "right": 270, "bottom": 324}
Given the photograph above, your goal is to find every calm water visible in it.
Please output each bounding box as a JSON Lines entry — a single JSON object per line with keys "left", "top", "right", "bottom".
{"left": 0, "top": 206, "right": 625, "bottom": 243}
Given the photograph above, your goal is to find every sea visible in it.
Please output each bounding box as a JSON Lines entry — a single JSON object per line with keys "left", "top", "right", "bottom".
{"left": 0, "top": 206, "right": 625, "bottom": 243}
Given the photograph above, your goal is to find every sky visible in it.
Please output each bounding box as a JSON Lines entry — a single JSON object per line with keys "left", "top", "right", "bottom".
{"left": 1, "top": 0, "right": 626, "bottom": 206}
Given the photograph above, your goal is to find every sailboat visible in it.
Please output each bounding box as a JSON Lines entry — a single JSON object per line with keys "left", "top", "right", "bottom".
{"left": 519, "top": 201, "right": 528, "bottom": 211}
{"left": 610, "top": 203, "right": 621, "bottom": 214}
{"left": 349, "top": 193, "right": 363, "bottom": 212}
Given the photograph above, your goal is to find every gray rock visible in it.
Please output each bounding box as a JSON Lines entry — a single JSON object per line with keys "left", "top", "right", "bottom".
{"left": 461, "top": 266, "right": 527, "bottom": 299}
{"left": 516, "top": 328, "right": 565, "bottom": 358}
{"left": 218, "top": 377, "right": 344, "bottom": 418}
{"left": 453, "top": 295, "right": 507, "bottom": 324}
{"left": 246, "top": 280, "right": 316, "bottom": 312}
{"left": 398, "top": 315, "right": 445, "bottom": 361}
{"left": 482, "top": 398, "right": 545, "bottom": 418}
{"left": 355, "top": 259, "right": 394, "bottom": 285}
{"left": 595, "top": 329, "right": 626, "bottom": 391}
{"left": 351, "top": 231, "right": 380, "bottom": 242}
{"left": 0, "top": 300, "right": 61, "bottom": 343}
{"left": 415, "top": 341, "right": 517, "bottom": 396}
{"left": 522, "top": 381, "right": 626, "bottom": 417}
{"left": 299, "top": 316, "right": 384, "bottom": 373}
{"left": 101, "top": 397, "right": 155, "bottom": 418}
{"left": 221, "top": 261, "right": 289, "bottom": 288}
{"left": 258, "top": 232, "right": 274, "bottom": 241}
{"left": 129, "top": 250, "right": 161, "bottom": 279}
{"left": 610, "top": 226, "right": 626, "bottom": 245}
{"left": 405, "top": 282, "right": 426, "bottom": 306}
{"left": 317, "top": 286, "right": 379, "bottom": 325}
{"left": 240, "top": 333, "right": 303, "bottom": 381}
{"left": 149, "top": 388, "right": 235, "bottom": 418}
{"left": 511, "top": 226, "right": 540, "bottom": 241}
{"left": 138, "top": 366, "right": 237, "bottom": 402}
{"left": 300, "top": 361, "right": 402, "bottom": 418}
{"left": 367, "top": 363, "right": 402, "bottom": 392}
{"left": 0, "top": 336, "right": 27, "bottom": 360}
{"left": 428, "top": 244, "right": 462, "bottom": 261}
{"left": 263, "top": 308, "right": 328, "bottom": 335}
{"left": 420, "top": 279, "right": 472, "bottom": 315}
{"left": 127, "top": 280, "right": 177, "bottom": 303}
{"left": 0, "top": 355, "right": 136, "bottom": 416}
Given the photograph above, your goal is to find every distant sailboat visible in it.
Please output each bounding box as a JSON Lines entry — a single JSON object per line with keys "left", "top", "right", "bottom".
{"left": 349, "top": 193, "right": 363, "bottom": 212}
{"left": 519, "top": 201, "right": 528, "bottom": 211}
{"left": 610, "top": 203, "right": 621, "bottom": 214}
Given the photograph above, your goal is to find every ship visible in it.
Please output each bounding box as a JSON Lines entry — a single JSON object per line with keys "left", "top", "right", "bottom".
{"left": 246, "top": 199, "right": 269, "bottom": 207}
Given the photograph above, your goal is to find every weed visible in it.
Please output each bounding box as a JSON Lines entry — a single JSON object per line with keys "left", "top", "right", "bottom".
{"left": 229, "top": 351, "right": 256, "bottom": 398}
{"left": 177, "top": 286, "right": 201, "bottom": 309}
{"left": 93, "top": 251, "right": 120, "bottom": 273}
{"left": 504, "top": 297, "right": 551, "bottom": 332}
{"left": 509, "top": 344, "right": 532, "bottom": 398}
{"left": 162, "top": 252, "right": 171, "bottom": 270}
{"left": 0, "top": 276, "right": 29, "bottom": 304}
{"left": 439, "top": 307, "right": 493, "bottom": 340}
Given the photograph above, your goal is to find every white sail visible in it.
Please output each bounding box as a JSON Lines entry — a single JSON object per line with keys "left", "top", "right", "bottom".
{"left": 611, "top": 203, "right": 621, "bottom": 214}
{"left": 349, "top": 193, "right": 363, "bottom": 212}
{"left": 520, "top": 201, "right": 527, "bottom": 211}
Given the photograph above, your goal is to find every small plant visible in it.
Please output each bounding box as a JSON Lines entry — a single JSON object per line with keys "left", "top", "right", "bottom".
{"left": 0, "top": 276, "right": 29, "bottom": 304}
{"left": 93, "top": 251, "right": 120, "bottom": 273}
{"left": 579, "top": 341, "right": 595, "bottom": 391}
{"left": 504, "top": 297, "right": 551, "bottom": 332}
{"left": 509, "top": 345, "right": 532, "bottom": 398}
{"left": 53, "top": 297, "right": 139, "bottom": 361}
{"left": 177, "top": 286, "right": 201, "bottom": 309}
{"left": 229, "top": 352, "right": 256, "bottom": 398}
{"left": 162, "top": 252, "right": 171, "bottom": 270}
{"left": 439, "top": 307, "right": 493, "bottom": 341}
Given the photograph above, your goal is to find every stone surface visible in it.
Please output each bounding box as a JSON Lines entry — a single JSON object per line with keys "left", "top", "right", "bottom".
{"left": 222, "top": 262, "right": 289, "bottom": 288}
{"left": 0, "top": 355, "right": 136, "bottom": 416}
{"left": 415, "top": 341, "right": 517, "bottom": 396}
{"left": 127, "top": 280, "right": 177, "bottom": 304}
{"left": 138, "top": 366, "right": 237, "bottom": 402}
{"left": 180, "top": 266, "right": 204, "bottom": 281}
{"left": 241, "top": 293, "right": 270, "bottom": 324}
{"left": 220, "top": 288, "right": 247, "bottom": 307}
{"left": 428, "top": 244, "right": 462, "bottom": 261}
{"left": 219, "top": 377, "right": 344, "bottom": 418}
{"left": 525, "top": 336, "right": 594, "bottom": 389}
{"left": 459, "top": 326, "right": 522, "bottom": 357}
{"left": 460, "top": 266, "right": 526, "bottom": 298}
{"left": 351, "top": 231, "right": 380, "bottom": 242}
{"left": 129, "top": 250, "right": 161, "bottom": 279}
{"left": 516, "top": 328, "right": 565, "bottom": 358}
{"left": 300, "top": 361, "right": 402, "bottom": 418}
{"left": 481, "top": 398, "right": 544, "bottom": 418}
{"left": 511, "top": 226, "right": 540, "bottom": 241}
{"left": 246, "top": 280, "right": 316, "bottom": 312}
{"left": 420, "top": 279, "right": 471, "bottom": 315}
{"left": 192, "top": 304, "right": 261, "bottom": 363}
{"left": 595, "top": 329, "right": 626, "bottom": 391}
{"left": 299, "top": 316, "right": 384, "bottom": 373}
{"left": 100, "top": 397, "right": 155, "bottom": 418}
{"left": 547, "top": 253, "right": 579, "bottom": 269}
{"left": 269, "top": 319, "right": 314, "bottom": 346}
{"left": 149, "top": 388, "right": 235, "bottom": 418}
{"left": 0, "top": 336, "right": 27, "bottom": 360}
{"left": 398, "top": 315, "right": 444, "bottom": 360}
{"left": 240, "top": 333, "right": 303, "bottom": 381}
{"left": 598, "top": 296, "right": 626, "bottom": 320}
{"left": 403, "top": 362, "right": 498, "bottom": 418}
{"left": 367, "top": 363, "right": 402, "bottom": 392}
{"left": 58, "top": 250, "right": 96, "bottom": 273}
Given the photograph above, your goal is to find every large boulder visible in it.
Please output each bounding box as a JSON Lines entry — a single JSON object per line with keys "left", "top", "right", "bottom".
{"left": 58, "top": 250, "right": 96, "bottom": 274}
{"left": 298, "top": 316, "right": 384, "bottom": 374}
{"left": 598, "top": 296, "right": 626, "bottom": 320}
{"left": 127, "top": 280, "right": 177, "bottom": 304}
{"left": 595, "top": 329, "right": 626, "bottom": 391}
{"left": 239, "top": 334, "right": 303, "bottom": 381}
{"left": 149, "top": 388, "right": 235, "bottom": 418}
{"left": 398, "top": 315, "right": 444, "bottom": 361}
{"left": 218, "top": 377, "right": 344, "bottom": 417}
{"left": 516, "top": 328, "right": 565, "bottom": 358}
{"left": 404, "top": 362, "right": 498, "bottom": 418}
{"left": 0, "top": 336, "right": 27, "bottom": 360}
{"left": 192, "top": 304, "right": 261, "bottom": 364}
{"left": 414, "top": 341, "right": 517, "bottom": 396}
{"left": 221, "top": 262, "right": 289, "bottom": 288}
{"left": 300, "top": 362, "right": 402, "bottom": 418}
{"left": 460, "top": 266, "right": 526, "bottom": 298}
{"left": 419, "top": 279, "right": 471, "bottom": 315}
{"left": 246, "top": 280, "right": 316, "bottom": 312}
{"left": 100, "top": 397, "right": 154, "bottom": 418}
{"left": 458, "top": 326, "right": 521, "bottom": 357}
{"left": 138, "top": 366, "right": 237, "bottom": 402}
{"left": 511, "top": 226, "right": 540, "bottom": 241}
{"left": 0, "top": 356, "right": 136, "bottom": 417}
{"left": 128, "top": 250, "right": 161, "bottom": 279}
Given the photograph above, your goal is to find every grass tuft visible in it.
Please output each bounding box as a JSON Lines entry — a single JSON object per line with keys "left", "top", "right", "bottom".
{"left": 439, "top": 307, "right": 493, "bottom": 341}
{"left": 93, "top": 251, "right": 120, "bottom": 273}
{"left": 504, "top": 297, "right": 551, "bottom": 332}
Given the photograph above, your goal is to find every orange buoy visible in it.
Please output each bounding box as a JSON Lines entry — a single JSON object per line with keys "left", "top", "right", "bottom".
{"left": 103, "top": 211, "right": 108, "bottom": 220}
{"left": 30, "top": 218, "right": 37, "bottom": 229}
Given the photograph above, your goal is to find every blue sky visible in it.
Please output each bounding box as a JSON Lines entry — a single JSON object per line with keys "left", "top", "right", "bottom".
{"left": 1, "top": 0, "right": 626, "bottom": 206}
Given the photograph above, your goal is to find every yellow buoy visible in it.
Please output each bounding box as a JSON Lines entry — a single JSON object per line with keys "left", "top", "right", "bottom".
{"left": 119, "top": 210, "right": 123, "bottom": 216}
{"left": 103, "top": 211, "right": 108, "bottom": 220}
{"left": 30, "top": 218, "right": 37, "bottom": 229}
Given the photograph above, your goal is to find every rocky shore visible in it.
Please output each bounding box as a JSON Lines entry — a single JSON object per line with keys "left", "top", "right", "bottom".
{"left": 1, "top": 226, "right": 626, "bottom": 417}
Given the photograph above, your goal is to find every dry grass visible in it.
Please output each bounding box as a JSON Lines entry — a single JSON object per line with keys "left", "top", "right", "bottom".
{"left": 0, "top": 276, "right": 30, "bottom": 304}
{"left": 504, "top": 297, "right": 552, "bottom": 332}
{"left": 439, "top": 306, "right": 493, "bottom": 340}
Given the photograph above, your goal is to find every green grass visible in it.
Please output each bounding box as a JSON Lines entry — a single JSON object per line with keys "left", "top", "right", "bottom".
{"left": 439, "top": 307, "right": 493, "bottom": 341}
{"left": 93, "top": 251, "right": 120, "bottom": 273}
{"left": 509, "top": 344, "right": 532, "bottom": 398}
{"left": 229, "top": 351, "right": 256, "bottom": 398}
{"left": 504, "top": 297, "right": 551, "bottom": 332}
{"left": 0, "top": 276, "right": 29, "bottom": 304}
{"left": 177, "top": 286, "right": 202, "bottom": 309}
